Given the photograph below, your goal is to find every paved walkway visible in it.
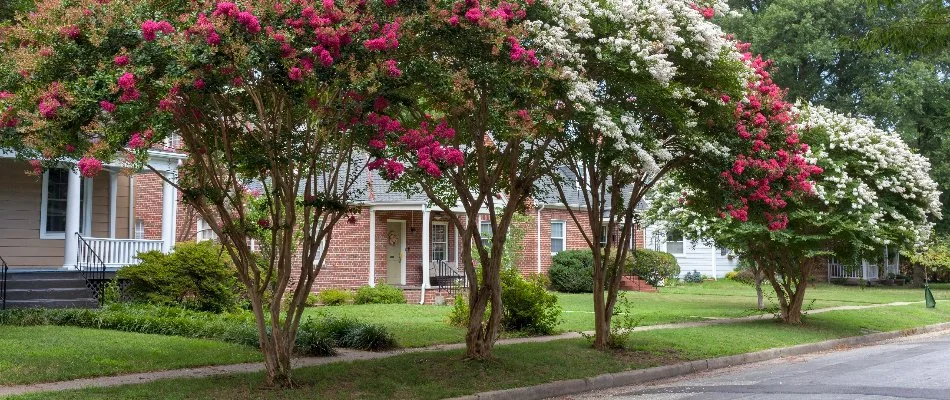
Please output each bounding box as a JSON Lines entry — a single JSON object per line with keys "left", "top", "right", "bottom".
{"left": 0, "top": 300, "right": 922, "bottom": 397}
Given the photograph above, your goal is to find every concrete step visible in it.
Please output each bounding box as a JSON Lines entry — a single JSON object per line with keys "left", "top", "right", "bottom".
{"left": 4, "top": 287, "right": 96, "bottom": 301}
{"left": 5, "top": 271, "right": 86, "bottom": 281}
{"left": 2, "top": 298, "right": 99, "bottom": 309}
{"left": 5, "top": 278, "right": 89, "bottom": 290}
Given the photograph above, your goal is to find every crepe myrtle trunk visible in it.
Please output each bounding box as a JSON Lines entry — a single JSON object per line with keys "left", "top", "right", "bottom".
{"left": 762, "top": 257, "right": 817, "bottom": 324}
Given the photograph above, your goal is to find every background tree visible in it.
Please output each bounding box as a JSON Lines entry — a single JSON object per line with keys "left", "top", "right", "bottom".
{"left": 650, "top": 104, "right": 942, "bottom": 323}
{"left": 536, "top": 0, "right": 747, "bottom": 349}
{"left": 0, "top": 0, "right": 409, "bottom": 386}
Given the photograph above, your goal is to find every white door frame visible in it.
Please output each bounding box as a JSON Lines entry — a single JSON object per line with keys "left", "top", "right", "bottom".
{"left": 386, "top": 219, "right": 407, "bottom": 285}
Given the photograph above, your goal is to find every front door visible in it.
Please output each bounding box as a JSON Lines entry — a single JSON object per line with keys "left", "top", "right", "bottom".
{"left": 386, "top": 221, "right": 404, "bottom": 285}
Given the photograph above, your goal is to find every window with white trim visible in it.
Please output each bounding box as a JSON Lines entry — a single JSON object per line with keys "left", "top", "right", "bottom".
{"left": 551, "top": 221, "right": 566, "bottom": 254}
{"left": 134, "top": 219, "right": 145, "bottom": 239}
{"left": 479, "top": 220, "right": 492, "bottom": 248}
{"left": 666, "top": 230, "right": 684, "bottom": 254}
{"left": 431, "top": 222, "right": 448, "bottom": 261}
{"left": 196, "top": 217, "right": 217, "bottom": 242}
{"left": 600, "top": 225, "right": 608, "bottom": 247}
{"left": 40, "top": 168, "right": 88, "bottom": 239}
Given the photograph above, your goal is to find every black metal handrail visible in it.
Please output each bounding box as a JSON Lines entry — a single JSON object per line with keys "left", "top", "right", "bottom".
{"left": 1, "top": 255, "right": 8, "bottom": 310}
{"left": 430, "top": 259, "right": 467, "bottom": 297}
{"left": 76, "top": 234, "right": 108, "bottom": 303}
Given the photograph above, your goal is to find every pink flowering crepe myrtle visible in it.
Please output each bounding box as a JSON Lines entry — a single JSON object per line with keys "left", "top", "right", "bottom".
{"left": 716, "top": 49, "right": 823, "bottom": 230}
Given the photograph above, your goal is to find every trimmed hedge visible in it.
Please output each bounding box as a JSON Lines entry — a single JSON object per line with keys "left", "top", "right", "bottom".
{"left": 627, "top": 249, "right": 680, "bottom": 286}
{"left": 549, "top": 250, "right": 594, "bottom": 293}
{"left": 0, "top": 304, "right": 398, "bottom": 355}
{"left": 354, "top": 283, "right": 406, "bottom": 304}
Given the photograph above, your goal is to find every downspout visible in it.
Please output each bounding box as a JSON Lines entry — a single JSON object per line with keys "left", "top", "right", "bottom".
{"left": 536, "top": 203, "right": 546, "bottom": 274}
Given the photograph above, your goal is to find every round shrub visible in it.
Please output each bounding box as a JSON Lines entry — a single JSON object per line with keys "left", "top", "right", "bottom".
{"left": 353, "top": 284, "right": 406, "bottom": 304}
{"left": 627, "top": 249, "right": 681, "bottom": 286}
{"left": 117, "top": 241, "right": 241, "bottom": 313}
{"left": 318, "top": 288, "right": 351, "bottom": 306}
{"left": 501, "top": 268, "right": 562, "bottom": 335}
{"left": 548, "top": 249, "right": 594, "bottom": 293}
{"left": 727, "top": 269, "right": 756, "bottom": 285}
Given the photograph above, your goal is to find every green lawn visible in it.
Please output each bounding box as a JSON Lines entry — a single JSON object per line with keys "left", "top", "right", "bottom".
{"left": 0, "top": 326, "right": 262, "bottom": 386}
{"left": 307, "top": 281, "right": 946, "bottom": 347}
{"left": 15, "top": 304, "right": 950, "bottom": 400}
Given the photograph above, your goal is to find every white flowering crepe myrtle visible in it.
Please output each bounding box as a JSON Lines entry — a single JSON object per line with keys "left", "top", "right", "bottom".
{"left": 646, "top": 104, "right": 942, "bottom": 323}
{"left": 528, "top": 0, "right": 748, "bottom": 348}
{"left": 800, "top": 104, "right": 942, "bottom": 250}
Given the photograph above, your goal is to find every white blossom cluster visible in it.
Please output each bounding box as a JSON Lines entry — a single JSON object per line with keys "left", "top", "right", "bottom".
{"left": 527, "top": 0, "right": 740, "bottom": 177}
{"left": 800, "top": 104, "right": 942, "bottom": 247}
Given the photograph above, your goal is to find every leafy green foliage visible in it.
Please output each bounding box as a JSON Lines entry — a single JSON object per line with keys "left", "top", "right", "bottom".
{"left": 683, "top": 270, "right": 703, "bottom": 283}
{"left": 910, "top": 236, "right": 950, "bottom": 274}
{"left": 353, "top": 284, "right": 406, "bottom": 305}
{"left": 117, "top": 242, "right": 241, "bottom": 313}
{"left": 500, "top": 268, "right": 562, "bottom": 335}
{"left": 548, "top": 250, "right": 594, "bottom": 293}
{"left": 627, "top": 249, "right": 681, "bottom": 286}
{"left": 726, "top": 269, "right": 756, "bottom": 285}
{"left": 448, "top": 293, "right": 470, "bottom": 327}
{"left": 318, "top": 289, "right": 352, "bottom": 306}
{"left": 302, "top": 315, "right": 398, "bottom": 351}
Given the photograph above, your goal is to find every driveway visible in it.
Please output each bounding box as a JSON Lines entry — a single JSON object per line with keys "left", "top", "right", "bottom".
{"left": 561, "top": 331, "right": 950, "bottom": 400}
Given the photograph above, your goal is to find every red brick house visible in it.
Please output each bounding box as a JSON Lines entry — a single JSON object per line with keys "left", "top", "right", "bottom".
{"left": 161, "top": 167, "right": 647, "bottom": 304}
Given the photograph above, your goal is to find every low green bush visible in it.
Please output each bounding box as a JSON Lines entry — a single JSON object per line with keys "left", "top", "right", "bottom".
{"left": 501, "top": 268, "right": 562, "bottom": 335}
{"left": 304, "top": 315, "right": 398, "bottom": 351}
{"left": 548, "top": 249, "right": 594, "bottom": 293}
{"left": 0, "top": 304, "right": 398, "bottom": 355}
{"left": 354, "top": 283, "right": 406, "bottom": 304}
{"left": 318, "top": 289, "right": 351, "bottom": 306}
{"left": 683, "top": 270, "right": 703, "bottom": 283}
{"left": 727, "top": 269, "right": 756, "bottom": 285}
{"left": 627, "top": 249, "right": 680, "bottom": 286}
{"left": 447, "top": 293, "right": 469, "bottom": 327}
{"left": 117, "top": 241, "right": 241, "bottom": 313}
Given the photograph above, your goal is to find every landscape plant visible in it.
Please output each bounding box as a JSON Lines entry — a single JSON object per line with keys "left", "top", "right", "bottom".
{"left": 0, "top": 0, "right": 411, "bottom": 386}
{"left": 549, "top": 250, "right": 594, "bottom": 293}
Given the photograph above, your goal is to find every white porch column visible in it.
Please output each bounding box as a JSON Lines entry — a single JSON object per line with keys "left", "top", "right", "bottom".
{"left": 161, "top": 172, "right": 177, "bottom": 253}
{"left": 369, "top": 207, "right": 376, "bottom": 287}
{"left": 62, "top": 167, "right": 82, "bottom": 269}
{"left": 421, "top": 205, "right": 431, "bottom": 289}
{"left": 108, "top": 170, "right": 118, "bottom": 238}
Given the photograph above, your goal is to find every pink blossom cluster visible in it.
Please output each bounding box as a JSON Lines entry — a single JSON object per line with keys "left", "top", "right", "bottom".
{"left": 0, "top": 106, "right": 17, "bottom": 128}
{"left": 37, "top": 83, "right": 67, "bottom": 120}
{"left": 126, "top": 130, "right": 152, "bottom": 150}
{"left": 507, "top": 37, "right": 539, "bottom": 67}
{"left": 363, "top": 21, "right": 400, "bottom": 51}
{"left": 449, "top": 0, "right": 527, "bottom": 26}
{"left": 689, "top": 3, "right": 715, "bottom": 20}
{"left": 60, "top": 25, "right": 81, "bottom": 40}
{"left": 29, "top": 160, "right": 43, "bottom": 174}
{"left": 77, "top": 157, "right": 103, "bottom": 177}
{"left": 141, "top": 20, "right": 174, "bottom": 41}
{"left": 719, "top": 53, "right": 822, "bottom": 230}
{"left": 99, "top": 100, "right": 116, "bottom": 113}
{"left": 383, "top": 59, "right": 402, "bottom": 78}
{"left": 117, "top": 72, "right": 140, "bottom": 102}
{"left": 209, "top": 2, "right": 262, "bottom": 33}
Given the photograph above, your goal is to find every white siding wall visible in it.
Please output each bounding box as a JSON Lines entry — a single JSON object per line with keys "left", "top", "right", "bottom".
{"left": 643, "top": 224, "right": 738, "bottom": 278}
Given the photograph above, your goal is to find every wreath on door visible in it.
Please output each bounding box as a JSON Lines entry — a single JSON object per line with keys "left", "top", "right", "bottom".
{"left": 388, "top": 231, "right": 399, "bottom": 246}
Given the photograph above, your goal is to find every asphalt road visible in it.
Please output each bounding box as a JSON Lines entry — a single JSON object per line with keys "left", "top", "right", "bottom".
{"left": 562, "top": 331, "right": 950, "bottom": 400}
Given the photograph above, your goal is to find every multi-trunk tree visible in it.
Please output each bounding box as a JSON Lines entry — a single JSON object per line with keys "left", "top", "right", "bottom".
{"left": 650, "top": 103, "right": 942, "bottom": 323}
{"left": 0, "top": 0, "right": 409, "bottom": 386}
{"left": 534, "top": 0, "right": 747, "bottom": 349}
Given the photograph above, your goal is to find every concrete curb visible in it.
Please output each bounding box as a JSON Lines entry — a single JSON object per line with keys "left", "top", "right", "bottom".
{"left": 449, "top": 322, "right": 950, "bottom": 400}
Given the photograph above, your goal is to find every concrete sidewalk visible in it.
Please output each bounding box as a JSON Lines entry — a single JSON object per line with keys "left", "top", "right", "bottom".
{"left": 0, "top": 300, "right": 924, "bottom": 397}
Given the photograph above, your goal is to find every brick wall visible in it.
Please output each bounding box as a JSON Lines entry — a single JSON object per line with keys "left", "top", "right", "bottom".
{"left": 133, "top": 173, "right": 192, "bottom": 243}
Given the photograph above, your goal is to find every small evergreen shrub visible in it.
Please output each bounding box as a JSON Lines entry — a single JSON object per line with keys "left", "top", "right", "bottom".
{"left": 627, "top": 249, "right": 680, "bottom": 286}
{"left": 447, "top": 293, "right": 469, "bottom": 327}
{"left": 548, "top": 249, "right": 594, "bottom": 292}
{"left": 117, "top": 241, "right": 241, "bottom": 313}
{"left": 501, "top": 268, "right": 562, "bottom": 335}
{"left": 318, "top": 289, "right": 351, "bottom": 306}
{"left": 683, "top": 270, "right": 703, "bottom": 283}
{"left": 353, "top": 283, "right": 406, "bottom": 304}
{"left": 305, "top": 293, "right": 321, "bottom": 307}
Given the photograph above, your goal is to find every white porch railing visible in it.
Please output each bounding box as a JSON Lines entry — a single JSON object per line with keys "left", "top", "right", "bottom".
{"left": 83, "top": 237, "right": 164, "bottom": 269}
{"left": 828, "top": 258, "right": 899, "bottom": 280}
